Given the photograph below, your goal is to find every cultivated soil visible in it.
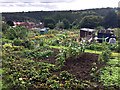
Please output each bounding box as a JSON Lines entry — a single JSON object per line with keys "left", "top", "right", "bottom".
{"left": 42, "top": 48, "right": 102, "bottom": 80}
{"left": 40, "top": 48, "right": 108, "bottom": 89}
{"left": 35, "top": 48, "right": 119, "bottom": 89}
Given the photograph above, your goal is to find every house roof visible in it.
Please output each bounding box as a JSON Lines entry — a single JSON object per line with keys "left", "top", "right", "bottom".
{"left": 98, "top": 30, "right": 114, "bottom": 34}
{"left": 27, "top": 22, "right": 35, "bottom": 25}
{"left": 14, "top": 22, "right": 24, "bottom": 25}
{"left": 80, "top": 28, "right": 95, "bottom": 32}
{"left": 14, "top": 22, "right": 35, "bottom": 25}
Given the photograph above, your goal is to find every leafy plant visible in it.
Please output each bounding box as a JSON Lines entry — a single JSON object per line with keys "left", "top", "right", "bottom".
{"left": 24, "top": 40, "right": 35, "bottom": 49}
{"left": 68, "top": 41, "right": 85, "bottom": 58}
{"left": 32, "top": 50, "right": 54, "bottom": 59}
{"left": 6, "top": 26, "right": 28, "bottom": 40}
{"left": 13, "top": 38, "right": 22, "bottom": 46}
{"left": 98, "top": 47, "right": 111, "bottom": 63}
{"left": 56, "top": 49, "right": 66, "bottom": 69}
{"left": 60, "top": 71, "right": 75, "bottom": 81}
{"left": 21, "top": 50, "right": 32, "bottom": 57}
{"left": 98, "top": 58, "right": 120, "bottom": 88}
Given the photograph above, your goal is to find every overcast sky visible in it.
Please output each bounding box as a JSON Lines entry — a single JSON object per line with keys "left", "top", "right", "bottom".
{"left": 0, "top": 0, "right": 120, "bottom": 12}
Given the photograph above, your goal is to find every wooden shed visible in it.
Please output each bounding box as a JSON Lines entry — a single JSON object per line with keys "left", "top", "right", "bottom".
{"left": 80, "top": 28, "right": 95, "bottom": 38}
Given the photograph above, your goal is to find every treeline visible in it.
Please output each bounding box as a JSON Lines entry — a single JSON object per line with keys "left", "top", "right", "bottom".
{"left": 2, "top": 7, "right": 119, "bottom": 29}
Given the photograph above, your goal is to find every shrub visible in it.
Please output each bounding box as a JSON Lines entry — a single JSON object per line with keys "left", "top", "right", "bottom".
{"left": 56, "top": 50, "right": 66, "bottom": 69}
{"left": 60, "top": 71, "right": 75, "bottom": 81}
{"left": 68, "top": 42, "right": 85, "bottom": 58}
{"left": 2, "top": 43, "right": 12, "bottom": 49}
{"left": 28, "top": 41, "right": 35, "bottom": 49}
{"left": 51, "top": 75, "right": 59, "bottom": 80}
{"left": 2, "top": 38, "right": 13, "bottom": 44}
{"left": 13, "top": 46, "right": 24, "bottom": 51}
{"left": 86, "top": 44, "right": 103, "bottom": 51}
{"left": 24, "top": 40, "right": 35, "bottom": 49}
{"left": 6, "top": 26, "right": 28, "bottom": 40}
{"left": 51, "top": 40, "right": 57, "bottom": 46}
{"left": 98, "top": 48, "right": 111, "bottom": 63}
{"left": 21, "top": 50, "right": 32, "bottom": 57}
{"left": 32, "top": 50, "right": 54, "bottom": 59}
{"left": 13, "top": 38, "right": 22, "bottom": 46}
{"left": 39, "top": 41, "right": 44, "bottom": 46}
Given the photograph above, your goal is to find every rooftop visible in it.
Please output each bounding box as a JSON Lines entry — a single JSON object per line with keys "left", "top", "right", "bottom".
{"left": 80, "top": 28, "right": 95, "bottom": 32}
{"left": 98, "top": 30, "right": 114, "bottom": 34}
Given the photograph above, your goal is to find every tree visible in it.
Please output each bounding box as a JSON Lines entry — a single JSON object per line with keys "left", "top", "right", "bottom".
{"left": 2, "top": 23, "right": 9, "bottom": 34}
{"left": 47, "top": 24, "right": 55, "bottom": 29}
{"left": 80, "top": 15, "right": 104, "bottom": 29}
{"left": 6, "top": 20, "right": 14, "bottom": 26}
{"left": 104, "top": 10, "right": 117, "bottom": 28}
{"left": 118, "top": 11, "right": 120, "bottom": 28}
{"left": 53, "top": 13, "right": 63, "bottom": 23}
{"left": 6, "top": 26, "right": 28, "bottom": 40}
{"left": 43, "top": 18, "right": 55, "bottom": 29}
{"left": 95, "top": 26, "right": 105, "bottom": 30}
{"left": 62, "top": 18, "right": 70, "bottom": 29}
{"left": 117, "top": 12, "right": 120, "bottom": 53}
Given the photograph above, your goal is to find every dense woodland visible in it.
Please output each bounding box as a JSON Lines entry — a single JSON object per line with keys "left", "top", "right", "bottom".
{"left": 2, "top": 8, "right": 119, "bottom": 29}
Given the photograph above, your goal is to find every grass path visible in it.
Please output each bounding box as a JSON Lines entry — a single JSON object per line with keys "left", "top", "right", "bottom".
{"left": 49, "top": 46, "right": 119, "bottom": 57}
{"left": 85, "top": 49, "right": 119, "bottom": 57}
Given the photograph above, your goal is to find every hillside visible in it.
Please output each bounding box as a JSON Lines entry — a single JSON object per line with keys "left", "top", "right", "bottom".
{"left": 2, "top": 8, "right": 117, "bottom": 21}
{"left": 2, "top": 7, "right": 118, "bottom": 28}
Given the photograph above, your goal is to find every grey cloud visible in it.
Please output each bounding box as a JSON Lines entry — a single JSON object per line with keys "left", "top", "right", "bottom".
{"left": 0, "top": 4, "right": 7, "bottom": 7}
{"left": 0, "top": 0, "right": 74, "bottom": 3}
{"left": 0, "top": 2, "right": 58, "bottom": 9}
{"left": 23, "top": 2, "right": 33, "bottom": 3}
{"left": 0, "top": 0, "right": 73, "bottom": 9}
{"left": 0, "top": 0, "right": 17, "bottom": 3}
{"left": 28, "top": 3, "right": 58, "bottom": 9}
{"left": 0, "top": 2, "right": 16, "bottom": 3}
{"left": 0, "top": 0, "right": 33, "bottom": 3}
{"left": 39, "top": 0, "right": 74, "bottom": 3}
{"left": 0, "top": 3, "right": 15, "bottom": 7}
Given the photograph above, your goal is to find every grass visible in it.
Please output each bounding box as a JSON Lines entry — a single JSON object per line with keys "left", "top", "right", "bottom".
{"left": 49, "top": 45, "right": 68, "bottom": 49}
{"left": 49, "top": 46, "right": 119, "bottom": 57}
{"left": 85, "top": 49, "right": 119, "bottom": 57}
{"left": 85, "top": 49, "right": 102, "bottom": 54}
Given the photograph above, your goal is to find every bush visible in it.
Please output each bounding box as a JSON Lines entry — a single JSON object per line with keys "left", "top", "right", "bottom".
{"left": 24, "top": 40, "right": 35, "bottom": 49}
{"left": 21, "top": 50, "right": 32, "bottom": 57}
{"left": 32, "top": 50, "right": 54, "bottom": 59}
{"left": 2, "top": 38, "right": 13, "bottom": 44}
{"left": 39, "top": 41, "right": 44, "bottom": 46}
{"left": 51, "top": 40, "right": 57, "bottom": 46}
{"left": 98, "top": 48, "right": 111, "bottom": 63}
{"left": 86, "top": 44, "right": 103, "bottom": 51}
{"left": 13, "top": 38, "right": 22, "bottom": 46}
{"left": 6, "top": 26, "right": 28, "bottom": 40}
{"left": 60, "top": 71, "right": 75, "bottom": 81}
{"left": 3, "top": 43, "right": 12, "bottom": 49}
{"left": 13, "top": 46, "right": 24, "bottom": 51}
